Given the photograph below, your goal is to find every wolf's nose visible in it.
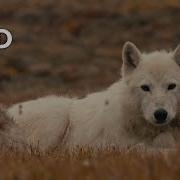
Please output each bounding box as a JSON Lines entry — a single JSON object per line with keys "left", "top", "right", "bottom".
{"left": 154, "top": 109, "right": 168, "bottom": 124}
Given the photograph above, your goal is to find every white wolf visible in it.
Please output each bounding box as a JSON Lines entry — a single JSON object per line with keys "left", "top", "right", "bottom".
{"left": 7, "top": 42, "right": 180, "bottom": 151}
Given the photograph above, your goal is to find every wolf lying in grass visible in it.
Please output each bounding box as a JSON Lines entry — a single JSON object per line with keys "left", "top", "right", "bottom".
{"left": 6, "top": 42, "right": 180, "bottom": 152}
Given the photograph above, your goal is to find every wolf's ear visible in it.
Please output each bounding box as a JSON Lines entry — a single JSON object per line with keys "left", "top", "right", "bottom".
{"left": 122, "top": 41, "right": 141, "bottom": 76}
{"left": 174, "top": 44, "right": 180, "bottom": 66}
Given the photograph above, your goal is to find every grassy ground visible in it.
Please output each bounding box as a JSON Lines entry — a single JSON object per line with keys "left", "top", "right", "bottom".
{"left": 1, "top": 148, "right": 180, "bottom": 180}
{"left": 0, "top": 0, "right": 180, "bottom": 179}
{"left": 1, "top": 0, "right": 180, "bottom": 103}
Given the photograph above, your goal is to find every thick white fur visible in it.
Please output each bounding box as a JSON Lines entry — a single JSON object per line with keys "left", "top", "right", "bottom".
{"left": 7, "top": 96, "right": 72, "bottom": 151}
{"left": 7, "top": 42, "right": 180, "bottom": 152}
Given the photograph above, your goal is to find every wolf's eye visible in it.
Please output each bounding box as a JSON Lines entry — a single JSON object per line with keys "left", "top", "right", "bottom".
{"left": 168, "top": 83, "right": 176, "bottom": 90}
{"left": 141, "top": 85, "right": 150, "bottom": 92}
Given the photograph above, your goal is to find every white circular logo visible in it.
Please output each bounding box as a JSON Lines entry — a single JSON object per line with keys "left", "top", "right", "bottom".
{"left": 0, "top": 29, "right": 12, "bottom": 49}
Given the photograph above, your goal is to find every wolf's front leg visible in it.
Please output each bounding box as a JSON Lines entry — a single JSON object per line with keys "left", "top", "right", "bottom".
{"left": 152, "top": 132, "right": 176, "bottom": 149}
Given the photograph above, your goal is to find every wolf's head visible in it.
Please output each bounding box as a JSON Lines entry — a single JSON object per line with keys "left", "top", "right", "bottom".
{"left": 122, "top": 42, "right": 180, "bottom": 127}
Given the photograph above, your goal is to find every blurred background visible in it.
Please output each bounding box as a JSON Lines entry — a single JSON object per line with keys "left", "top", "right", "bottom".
{"left": 0, "top": 0, "right": 180, "bottom": 104}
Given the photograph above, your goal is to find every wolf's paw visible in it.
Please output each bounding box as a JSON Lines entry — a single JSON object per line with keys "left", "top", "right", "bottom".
{"left": 153, "top": 132, "right": 176, "bottom": 149}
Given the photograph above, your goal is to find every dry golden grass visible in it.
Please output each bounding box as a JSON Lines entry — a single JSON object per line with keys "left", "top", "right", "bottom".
{"left": 0, "top": 148, "right": 179, "bottom": 180}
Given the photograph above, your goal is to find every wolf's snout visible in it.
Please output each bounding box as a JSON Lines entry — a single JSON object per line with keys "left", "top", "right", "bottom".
{"left": 154, "top": 108, "right": 168, "bottom": 124}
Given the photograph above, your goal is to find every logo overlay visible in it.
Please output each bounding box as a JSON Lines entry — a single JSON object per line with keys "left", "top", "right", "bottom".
{"left": 0, "top": 29, "right": 12, "bottom": 49}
